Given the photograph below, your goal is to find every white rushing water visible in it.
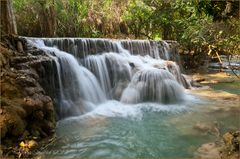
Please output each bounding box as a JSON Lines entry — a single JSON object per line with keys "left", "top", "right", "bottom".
{"left": 28, "top": 39, "right": 106, "bottom": 117}
{"left": 27, "top": 38, "right": 190, "bottom": 119}
{"left": 25, "top": 38, "right": 240, "bottom": 159}
{"left": 27, "top": 38, "right": 173, "bottom": 59}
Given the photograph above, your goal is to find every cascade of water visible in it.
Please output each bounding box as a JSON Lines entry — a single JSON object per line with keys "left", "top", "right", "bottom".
{"left": 83, "top": 54, "right": 112, "bottom": 97}
{"left": 81, "top": 42, "right": 186, "bottom": 103}
{"left": 120, "top": 40, "right": 161, "bottom": 59}
{"left": 166, "top": 61, "right": 191, "bottom": 89}
{"left": 161, "top": 41, "right": 170, "bottom": 60}
{"left": 82, "top": 52, "right": 132, "bottom": 99}
{"left": 26, "top": 38, "right": 173, "bottom": 60}
{"left": 121, "top": 68, "right": 184, "bottom": 104}
{"left": 26, "top": 37, "right": 190, "bottom": 118}
{"left": 28, "top": 39, "right": 106, "bottom": 118}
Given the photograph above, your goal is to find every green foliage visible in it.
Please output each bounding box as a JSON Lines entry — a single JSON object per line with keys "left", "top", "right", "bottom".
{"left": 13, "top": 0, "right": 239, "bottom": 55}
{"left": 123, "top": 0, "right": 153, "bottom": 38}
{"left": 197, "top": 0, "right": 239, "bottom": 21}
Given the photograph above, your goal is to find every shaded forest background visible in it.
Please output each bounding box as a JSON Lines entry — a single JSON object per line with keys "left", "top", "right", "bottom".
{"left": 3, "top": 0, "right": 240, "bottom": 56}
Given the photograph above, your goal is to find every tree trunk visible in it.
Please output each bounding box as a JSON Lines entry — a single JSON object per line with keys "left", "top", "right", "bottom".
{"left": 1, "top": 0, "right": 23, "bottom": 52}
{"left": 0, "top": 0, "right": 17, "bottom": 35}
{"left": 46, "top": 0, "right": 56, "bottom": 37}
{"left": 39, "top": 0, "right": 56, "bottom": 37}
{"left": 162, "top": 25, "right": 172, "bottom": 40}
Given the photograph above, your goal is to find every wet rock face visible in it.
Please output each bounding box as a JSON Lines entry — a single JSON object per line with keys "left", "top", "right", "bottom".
{"left": 0, "top": 38, "right": 56, "bottom": 147}
{"left": 223, "top": 131, "right": 240, "bottom": 153}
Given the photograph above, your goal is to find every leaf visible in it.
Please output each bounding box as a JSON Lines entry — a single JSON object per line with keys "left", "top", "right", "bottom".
{"left": 19, "top": 141, "right": 25, "bottom": 147}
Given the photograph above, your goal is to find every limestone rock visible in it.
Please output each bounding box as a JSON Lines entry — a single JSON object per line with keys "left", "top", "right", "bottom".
{"left": 0, "top": 37, "right": 56, "bottom": 153}
{"left": 0, "top": 46, "right": 12, "bottom": 68}
{"left": 223, "top": 132, "right": 234, "bottom": 146}
{"left": 0, "top": 108, "right": 26, "bottom": 138}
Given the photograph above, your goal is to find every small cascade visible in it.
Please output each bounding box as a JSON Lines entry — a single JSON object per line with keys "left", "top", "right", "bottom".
{"left": 159, "top": 41, "right": 170, "bottom": 60}
{"left": 26, "top": 37, "right": 190, "bottom": 119}
{"left": 166, "top": 61, "right": 191, "bottom": 89}
{"left": 83, "top": 52, "right": 132, "bottom": 99}
{"left": 121, "top": 69, "right": 184, "bottom": 104}
{"left": 81, "top": 47, "right": 186, "bottom": 103}
{"left": 120, "top": 40, "right": 162, "bottom": 59}
{"left": 83, "top": 55, "right": 112, "bottom": 96}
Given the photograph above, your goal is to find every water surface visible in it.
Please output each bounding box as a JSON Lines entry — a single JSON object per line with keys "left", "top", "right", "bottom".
{"left": 42, "top": 92, "right": 239, "bottom": 158}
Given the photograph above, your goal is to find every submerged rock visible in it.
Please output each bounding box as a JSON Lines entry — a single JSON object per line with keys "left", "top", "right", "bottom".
{"left": 192, "top": 72, "right": 236, "bottom": 84}
{"left": 190, "top": 89, "right": 239, "bottom": 101}
{"left": 195, "top": 142, "right": 221, "bottom": 159}
{"left": 193, "top": 123, "right": 212, "bottom": 132}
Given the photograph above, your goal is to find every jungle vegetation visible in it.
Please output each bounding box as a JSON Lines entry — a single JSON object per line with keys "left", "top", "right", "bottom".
{"left": 2, "top": 0, "right": 240, "bottom": 57}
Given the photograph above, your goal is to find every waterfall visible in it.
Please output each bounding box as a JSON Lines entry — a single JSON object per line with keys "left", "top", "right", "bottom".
{"left": 27, "top": 39, "right": 106, "bottom": 118}
{"left": 26, "top": 37, "right": 189, "bottom": 119}
{"left": 26, "top": 38, "right": 173, "bottom": 60}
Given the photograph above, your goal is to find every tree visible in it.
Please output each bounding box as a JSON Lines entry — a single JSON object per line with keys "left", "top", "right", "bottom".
{"left": 12, "top": 0, "right": 56, "bottom": 37}
{"left": 1, "top": 0, "right": 24, "bottom": 52}
{"left": 38, "top": 0, "right": 56, "bottom": 37}
{"left": 0, "top": 0, "right": 17, "bottom": 35}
